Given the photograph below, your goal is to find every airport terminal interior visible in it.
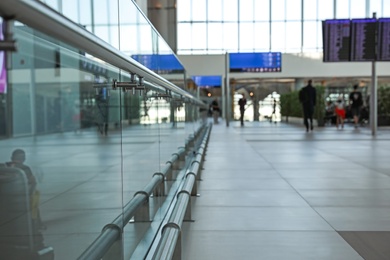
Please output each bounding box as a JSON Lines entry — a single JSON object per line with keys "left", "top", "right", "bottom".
{"left": 1, "top": 0, "right": 390, "bottom": 259}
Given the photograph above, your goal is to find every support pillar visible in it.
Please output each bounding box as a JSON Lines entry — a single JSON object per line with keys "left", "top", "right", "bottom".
{"left": 147, "top": 0, "right": 177, "bottom": 53}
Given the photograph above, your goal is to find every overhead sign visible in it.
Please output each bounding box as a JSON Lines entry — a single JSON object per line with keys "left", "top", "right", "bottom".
{"left": 322, "top": 19, "right": 351, "bottom": 62}
{"left": 192, "top": 75, "right": 222, "bottom": 88}
{"left": 131, "top": 54, "right": 184, "bottom": 74}
{"left": 323, "top": 17, "right": 390, "bottom": 62}
{"left": 229, "top": 52, "right": 282, "bottom": 72}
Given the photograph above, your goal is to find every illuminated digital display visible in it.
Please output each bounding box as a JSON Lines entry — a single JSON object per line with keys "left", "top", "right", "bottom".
{"left": 323, "top": 19, "right": 351, "bottom": 62}
{"left": 131, "top": 54, "right": 184, "bottom": 74}
{"left": 350, "top": 18, "right": 377, "bottom": 61}
{"left": 378, "top": 18, "right": 390, "bottom": 61}
{"left": 192, "top": 75, "right": 222, "bottom": 88}
{"left": 229, "top": 52, "right": 282, "bottom": 72}
{"left": 323, "top": 17, "right": 390, "bottom": 62}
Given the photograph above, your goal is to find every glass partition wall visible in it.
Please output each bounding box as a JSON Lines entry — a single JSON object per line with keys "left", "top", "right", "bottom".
{"left": 0, "top": 1, "right": 201, "bottom": 259}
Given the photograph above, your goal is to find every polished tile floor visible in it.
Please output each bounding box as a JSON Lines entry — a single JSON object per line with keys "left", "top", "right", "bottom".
{"left": 182, "top": 120, "right": 390, "bottom": 260}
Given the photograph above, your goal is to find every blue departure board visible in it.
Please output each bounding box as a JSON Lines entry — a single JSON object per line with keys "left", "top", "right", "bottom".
{"left": 192, "top": 75, "right": 222, "bottom": 88}
{"left": 131, "top": 54, "right": 184, "bottom": 74}
{"left": 229, "top": 52, "right": 281, "bottom": 72}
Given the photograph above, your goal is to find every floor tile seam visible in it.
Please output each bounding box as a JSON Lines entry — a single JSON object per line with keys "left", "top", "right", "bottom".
{"left": 199, "top": 172, "right": 281, "bottom": 175}
{"left": 311, "top": 205, "right": 390, "bottom": 209}
{"left": 197, "top": 189, "right": 296, "bottom": 192}
{"left": 191, "top": 205, "right": 331, "bottom": 209}
{"left": 198, "top": 188, "right": 390, "bottom": 192}
{"left": 183, "top": 230, "right": 342, "bottom": 234}
{"left": 186, "top": 228, "right": 335, "bottom": 232}
{"left": 290, "top": 187, "right": 390, "bottom": 191}
{"left": 247, "top": 144, "right": 341, "bottom": 232}
{"left": 310, "top": 156, "right": 390, "bottom": 180}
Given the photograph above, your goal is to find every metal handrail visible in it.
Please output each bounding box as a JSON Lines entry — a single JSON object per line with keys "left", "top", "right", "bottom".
{"left": 0, "top": 0, "right": 203, "bottom": 105}
{"left": 152, "top": 124, "right": 212, "bottom": 260}
{"left": 78, "top": 124, "right": 207, "bottom": 260}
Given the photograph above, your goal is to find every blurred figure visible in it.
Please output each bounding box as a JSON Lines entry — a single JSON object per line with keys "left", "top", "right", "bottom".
{"left": 199, "top": 101, "right": 208, "bottom": 124}
{"left": 299, "top": 80, "right": 316, "bottom": 132}
{"left": 349, "top": 84, "right": 363, "bottom": 128}
{"left": 334, "top": 97, "right": 346, "bottom": 129}
{"left": 238, "top": 95, "right": 247, "bottom": 126}
{"left": 1, "top": 149, "right": 53, "bottom": 259}
{"left": 6, "top": 149, "right": 45, "bottom": 230}
{"left": 325, "top": 101, "right": 335, "bottom": 125}
{"left": 210, "top": 98, "right": 220, "bottom": 124}
{"left": 270, "top": 98, "right": 277, "bottom": 123}
{"left": 6, "top": 149, "right": 37, "bottom": 195}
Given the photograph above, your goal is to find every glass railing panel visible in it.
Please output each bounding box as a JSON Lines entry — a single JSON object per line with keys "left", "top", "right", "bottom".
{"left": 0, "top": 23, "right": 128, "bottom": 259}
{"left": 1, "top": 1, "right": 203, "bottom": 259}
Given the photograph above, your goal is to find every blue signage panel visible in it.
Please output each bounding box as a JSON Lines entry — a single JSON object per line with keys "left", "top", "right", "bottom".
{"left": 131, "top": 54, "right": 184, "bottom": 74}
{"left": 192, "top": 75, "right": 222, "bottom": 88}
{"left": 229, "top": 52, "right": 282, "bottom": 72}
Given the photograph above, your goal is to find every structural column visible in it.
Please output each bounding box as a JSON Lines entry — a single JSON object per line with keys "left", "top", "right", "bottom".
{"left": 147, "top": 0, "right": 177, "bottom": 53}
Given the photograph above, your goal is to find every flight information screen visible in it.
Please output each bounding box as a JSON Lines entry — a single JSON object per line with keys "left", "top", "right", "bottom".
{"left": 323, "top": 19, "right": 351, "bottom": 62}
{"left": 131, "top": 54, "right": 184, "bottom": 74}
{"left": 378, "top": 18, "right": 390, "bottom": 61}
{"left": 192, "top": 75, "right": 222, "bottom": 88}
{"left": 350, "top": 18, "right": 377, "bottom": 61}
{"left": 229, "top": 52, "right": 281, "bottom": 72}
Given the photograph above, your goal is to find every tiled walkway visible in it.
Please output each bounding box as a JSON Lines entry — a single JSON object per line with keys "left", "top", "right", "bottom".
{"left": 182, "top": 121, "right": 390, "bottom": 260}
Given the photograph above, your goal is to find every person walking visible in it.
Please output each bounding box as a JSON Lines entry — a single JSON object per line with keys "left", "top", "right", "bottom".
{"left": 238, "top": 95, "right": 247, "bottom": 126}
{"left": 349, "top": 84, "right": 363, "bottom": 128}
{"left": 270, "top": 98, "right": 277, "bottom": 123}
{"left": 334, "top": 97, "right": 346, "bottom": 129}
{"left": 210, "top": 98, "right": 220, "bottom": 124}
{"left": 299, "top": 79, "right": 317, "bottom": 132}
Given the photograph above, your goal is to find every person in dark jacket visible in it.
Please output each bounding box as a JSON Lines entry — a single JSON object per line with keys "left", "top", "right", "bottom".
{"left": 238, "top": 95, "right": 247, "bottom": 126}
{"left": 299, "top": 80, "right": 316, "bottom": 132}
{"left": 349, "top": 84, "right": 363, "bottom": 128}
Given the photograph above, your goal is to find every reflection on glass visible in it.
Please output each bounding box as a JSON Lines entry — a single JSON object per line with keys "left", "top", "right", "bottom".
{"left": 1, "top": 1, "right": 201, "bottom": 259}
